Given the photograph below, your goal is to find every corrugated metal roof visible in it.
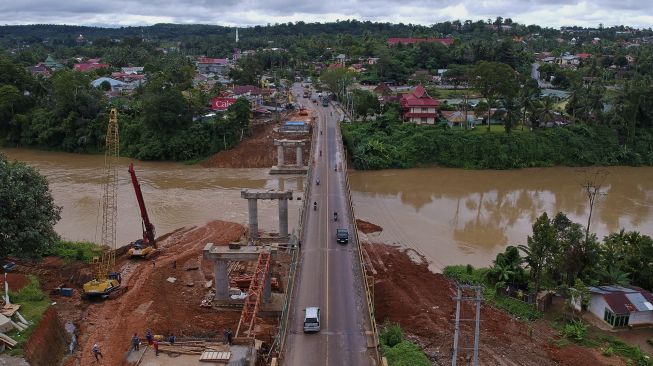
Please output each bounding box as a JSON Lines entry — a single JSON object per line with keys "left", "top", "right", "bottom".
{"left": 625, "top": 293, "right": 651, "bottom": 312}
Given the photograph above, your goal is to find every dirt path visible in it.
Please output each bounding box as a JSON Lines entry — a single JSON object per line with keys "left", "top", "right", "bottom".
{"left": 201, "top": 123, "right": 277, "bottom": 168}
{"left": 75, "top": 220, "right": 246, "bottom": 366}
{"left": 364, "top": 242, "right": 625, "bottom": 366}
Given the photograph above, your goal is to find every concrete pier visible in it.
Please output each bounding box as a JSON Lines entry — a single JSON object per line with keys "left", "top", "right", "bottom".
{"left": 241, "top": 190, "right": 293, "bottom": 241}
{"left": 203, "top": 242, "right": 278, "bottom": 302}
{"left": 271, "top": 139, "right": 308, "bottom": 175}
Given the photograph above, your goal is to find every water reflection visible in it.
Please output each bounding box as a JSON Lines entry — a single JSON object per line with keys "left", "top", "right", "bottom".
{"left": 350, "top": 167, "right": 653, "bottom": 271}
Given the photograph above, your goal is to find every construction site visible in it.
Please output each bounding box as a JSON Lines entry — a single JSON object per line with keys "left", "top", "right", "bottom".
{"left": 1, "top": 104, "right": 317, "bottom": 366}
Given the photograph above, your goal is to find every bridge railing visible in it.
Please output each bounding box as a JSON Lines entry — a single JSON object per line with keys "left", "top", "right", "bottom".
{"left": 338, "top": 123, "right": 380, "bottom": 362}
{"left": 274, "top": 113, "right": 317, "bottom": 359}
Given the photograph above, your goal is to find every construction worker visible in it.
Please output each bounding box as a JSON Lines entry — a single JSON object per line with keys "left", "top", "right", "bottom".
{"left": 227, "top": 328, "right": 233, "bottom": 345}
{"left": 146, "top": 330, "right": 153, "bottom": 346}
{"left": 153, "top": 339, "right": 159, "bottom": 356}
{"left": 168, "top": 333, "right": 176, "bottom": 345}
{"left": 131, "top": 333, "right": 140, "bottom": 351}
{"left": 92, "top": 343, "right": 103, "bottom": 361}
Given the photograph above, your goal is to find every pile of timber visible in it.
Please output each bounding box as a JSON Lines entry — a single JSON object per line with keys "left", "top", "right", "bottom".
{"left": 157, "top": 340, "right": 227, "bottom": 356}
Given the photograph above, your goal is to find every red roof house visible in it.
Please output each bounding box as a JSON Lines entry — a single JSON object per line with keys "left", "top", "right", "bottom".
{"left": 388, "top": 37, "right": 454, "bottom": 46}
{"left": 400, "top": 85, "right": 440, "bottom": 124}
{"left": 73, "top": 63, "right": 109, "bottom": 72}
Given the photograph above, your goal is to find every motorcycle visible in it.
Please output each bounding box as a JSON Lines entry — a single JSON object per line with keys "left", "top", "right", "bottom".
{"left": 333, "top": 212, "right": 338, "bottom": 221}
{"left": 316, "top": 178, "right": 320, "bottom": 185}
{"left": 314, "top": 202, "right": 317, "bottom": 211}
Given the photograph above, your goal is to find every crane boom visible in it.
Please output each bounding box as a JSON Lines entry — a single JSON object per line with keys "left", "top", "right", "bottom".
{"left": 128, "top": 163, "right": 156, "bottom": 248}
{"left": 83, "top": 107, "right": 122, "bottom": 298}
{"left": 99, "top": 108, "right": 119, "bottom": 280}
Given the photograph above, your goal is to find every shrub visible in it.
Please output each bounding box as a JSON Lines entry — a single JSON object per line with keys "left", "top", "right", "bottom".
{"left": 380, "top": 322, "right": 403, "bottom": 347}
{"left": 383, "top": 341, "right": 431, "bottom": 366}
{"left": 47, "top": 240, "right": 102, "bottom": 262}
{"left": 561, "top": 320, "right": 588, "bottom": 342}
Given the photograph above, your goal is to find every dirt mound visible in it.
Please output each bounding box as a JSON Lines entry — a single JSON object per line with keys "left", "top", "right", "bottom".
{"left": 364, "top": 242, "right": 622, "bottom": 366}
{"left": 75, "top": 220, "right": 247, "bottom": 366}
{"left": 356, "top": 219, "right": 383, "bottom": 234}
{"left": 201, "top": 109, "right": 313, "bottom": 169}
{"left": 24, "top": 307, "right": 67, "bottom": 366}
{"left": 0, "top": 273, "right": 30, "bottom": 292}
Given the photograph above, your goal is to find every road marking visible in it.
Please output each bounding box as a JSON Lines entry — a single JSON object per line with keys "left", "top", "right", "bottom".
{"left": 324, "top": 107, "right": 330, "bottom": 366}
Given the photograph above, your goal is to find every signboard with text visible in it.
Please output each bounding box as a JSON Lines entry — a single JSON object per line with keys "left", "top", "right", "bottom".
{"left": 210, "top": 97, "right": 237, "bottom": 111}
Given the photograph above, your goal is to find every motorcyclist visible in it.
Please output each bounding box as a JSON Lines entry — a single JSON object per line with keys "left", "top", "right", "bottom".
{"left": 316, "top": 177, "right": 320, "bottom": 185}
{"left": 333, "top": 212, "right": 338, "bottom": 221}
{"left": 320, "top": 130, "right": 323, "bottom": 135}
{"left": 314, "top": 201, "right": 317, "bottom": 210}
{"left": 319, "top": 150, "right": 322, "bottom": 157}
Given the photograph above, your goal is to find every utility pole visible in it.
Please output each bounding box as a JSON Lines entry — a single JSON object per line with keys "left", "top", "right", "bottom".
{"left": 452, "top": 284, "right": 482, "bottom": 366}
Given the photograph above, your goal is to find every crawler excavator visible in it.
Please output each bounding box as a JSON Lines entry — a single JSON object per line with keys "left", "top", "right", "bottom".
{"left": 126, "top": 163, "right": 157, "bottom": 258}
{"left": 82, "top": 108, "right": 122, "bottom": 298}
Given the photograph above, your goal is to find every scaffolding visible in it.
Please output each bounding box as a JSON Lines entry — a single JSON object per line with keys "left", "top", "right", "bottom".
{"left": 235, "top": 251, "right": 271, "bottom": 338}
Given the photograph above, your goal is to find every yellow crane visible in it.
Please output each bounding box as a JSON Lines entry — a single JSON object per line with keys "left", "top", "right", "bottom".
{"left": 82, "top": 108, "right": 122, "bottom": 298}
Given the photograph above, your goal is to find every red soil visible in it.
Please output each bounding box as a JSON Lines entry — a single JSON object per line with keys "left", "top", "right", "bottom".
{"left": 356, "top": 219, "right": 383, "bottom": 234}
{"left": 364, "top": 242, "right": 626, "bottom": 366}
{"left": 73, "top": 220, "right": 247, "bottom": 366}
{"left": 0, "top": 273, "right": 30, "bottom": 292}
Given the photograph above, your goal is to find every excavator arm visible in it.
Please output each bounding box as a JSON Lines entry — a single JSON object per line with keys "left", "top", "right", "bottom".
{"left": 128, "top": 163, "right": 156, "bottom": 248}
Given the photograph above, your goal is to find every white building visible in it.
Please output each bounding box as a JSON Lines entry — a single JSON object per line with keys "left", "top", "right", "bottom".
{"left": 574, "top": 285, "right": 653, "bottom": 328}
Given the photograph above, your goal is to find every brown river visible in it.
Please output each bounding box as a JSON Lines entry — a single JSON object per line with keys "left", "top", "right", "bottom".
{"left": 349, "top": 167, "right": 653, "bottom": 271}
{"left": 2, "top": 148, "right": 303, "bottom": 246}
{"left": 4, "top": 148, "right": 653, "bottom": 272}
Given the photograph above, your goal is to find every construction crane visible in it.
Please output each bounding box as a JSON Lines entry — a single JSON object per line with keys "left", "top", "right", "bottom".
{"left": 126, "top": 163, "right": 157, "bottom": 258}
{"left": 82, "top": 108, "right": 122, "bottom": 298}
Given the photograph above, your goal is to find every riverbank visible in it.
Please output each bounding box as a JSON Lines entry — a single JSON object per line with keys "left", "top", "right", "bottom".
{"left": 363, "top": 242, "right": 626, "bottom": 366}
{"left": 342, "top": 122, "right": 653, "bottom": 170}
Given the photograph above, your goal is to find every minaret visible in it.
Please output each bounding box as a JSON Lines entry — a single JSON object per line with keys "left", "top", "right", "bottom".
{"left": 235, "top": 28, "right": 239, "bottom": 43}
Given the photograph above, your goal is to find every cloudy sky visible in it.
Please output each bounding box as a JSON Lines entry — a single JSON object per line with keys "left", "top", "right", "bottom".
{"left": 1, "top": 0, "right": 652, "bottom": 29}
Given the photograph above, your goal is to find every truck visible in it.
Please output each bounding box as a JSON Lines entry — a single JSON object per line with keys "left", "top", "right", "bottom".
{"left": 336, "top": 229, "right": 349, "bottom": 244}
{"left": 322, "top": 97, "right": 329, "bottom": 107}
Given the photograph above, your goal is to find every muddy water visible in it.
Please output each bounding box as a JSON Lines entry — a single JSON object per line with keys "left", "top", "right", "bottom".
{"left": 2, "top": 148, "right": 303, "bottom": 246}
{"left": 349, "top": 167, "right": 653, "bottom": 272}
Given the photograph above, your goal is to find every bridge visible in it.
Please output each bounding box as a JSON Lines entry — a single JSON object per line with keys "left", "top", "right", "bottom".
{"left": 279, "top": 84, "right": 379, "bottom": 365}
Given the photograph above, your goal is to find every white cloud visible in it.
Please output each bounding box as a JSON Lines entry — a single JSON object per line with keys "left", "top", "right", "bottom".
{"left": 0, "top": 0, "right": 651, "bottom": 28}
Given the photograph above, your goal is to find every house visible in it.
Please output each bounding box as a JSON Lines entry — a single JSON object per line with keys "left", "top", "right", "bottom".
{"left": 400, "top": 85, "right": 440, "bottom": 124}
{"left": 121, "top": 66, "right": 144, "bottom": 74}
{"left": 373, "top": 83, "right": 392, "bottom": 96}
{"left": 366, "top": 57, "right": 379, "bottom": 65}
{"left": 43, "top": 55, "right": 64, "bottom": 70}
{"left": 441, "top": 110, "right": 476, "bottom": 128}
{"left": 196, "top": 57, "right": 230, "bottom": 75}
{"left": 74, "top": 58, "right": 109, "bottom": 72}
{"left": 76, "top": 34, "right": 87, "bottom": 45}
{"left": 28, "top": 64, "right": 51, "bottom": 77}
{"left": 348, "top": 64, "right": 365, "bottom": 73}
{"left": 576, "top": 53, "right": 592, "bottom": 60}
{"left": 91, "top": 77, "right": 126, "bottom": 91}
{"left": 557, "top": 54, "right": 580, "bottom": 67}
{"left": 233, "top": 85, "right": 262, "bottom": 96}
{"left": 387, "top": 37, "right": 454, "bottom": 46}
{"left": 574, "top": 285, "right": 653, "bottom": 328}
{"left": 335, "top": 54, "right": 346, "bottom": 66}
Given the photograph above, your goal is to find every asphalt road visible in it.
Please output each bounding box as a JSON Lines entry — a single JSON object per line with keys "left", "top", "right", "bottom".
{"left": 284, "top": 84, "right": 375, "bottom": 366}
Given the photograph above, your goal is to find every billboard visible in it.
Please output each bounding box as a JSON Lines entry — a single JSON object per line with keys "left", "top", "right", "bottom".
{"left": 210, "top": 97, "right": 237, "bottom": 111}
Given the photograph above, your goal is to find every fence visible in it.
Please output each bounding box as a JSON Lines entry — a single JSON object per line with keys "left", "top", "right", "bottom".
{"left": 338, "top": 122, "right": 381, "bottom": 362}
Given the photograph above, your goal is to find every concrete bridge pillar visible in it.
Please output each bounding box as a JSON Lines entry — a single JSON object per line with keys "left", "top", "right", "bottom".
{"left": 248, "top": 198, "right": 259, "bottom": 241}
{"left": 277, "top": 145, "right": 285, "bottom": 166}
{"left": 214, "top": 259, "right": 229, "bottom": 300}
{"left": 296, "top": 146, "right": 303, "bottom": 167}
{"left": 279, "top": 197, "right": 289, "bottom": 238}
